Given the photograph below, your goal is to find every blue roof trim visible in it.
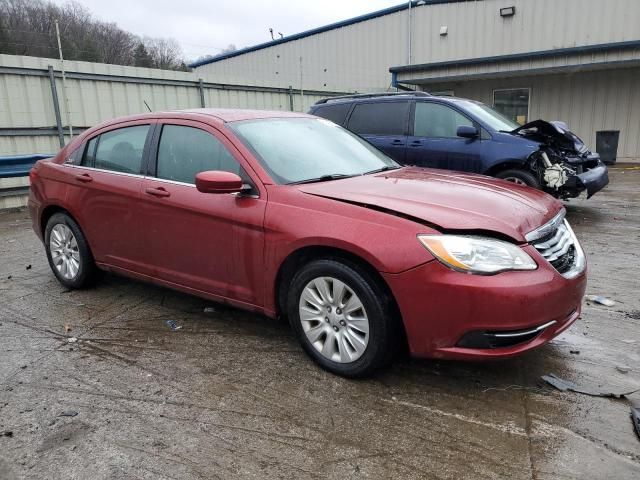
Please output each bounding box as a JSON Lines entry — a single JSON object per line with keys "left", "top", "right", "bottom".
{"left": 189, "top": 0, "right": 477, "bottom": 68}
{"left": 389, "top": 40, "right": 640, "bottom": 73}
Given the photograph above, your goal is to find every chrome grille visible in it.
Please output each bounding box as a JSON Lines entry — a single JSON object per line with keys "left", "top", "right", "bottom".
{"left": 534, "top": 222, "right": 573, "bottom": 263}
{"left": 526, "top": 210, "right": 586, "bottom": 279}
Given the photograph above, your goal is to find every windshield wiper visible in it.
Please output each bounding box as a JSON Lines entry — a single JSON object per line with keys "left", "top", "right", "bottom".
{"left": 363, "top": 165, "right": 401, "bottom": 175}
{"left": 288, "top": 173, "right": 356, "bottom": 185}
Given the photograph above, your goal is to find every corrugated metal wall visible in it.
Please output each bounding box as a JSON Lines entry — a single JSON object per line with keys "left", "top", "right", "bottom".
{"left": 0, "top": 54, "right": 342, "bottom": 156}
{"left": 194, "top": 0, "right": 640, "bottom": 92}
{"left": 425, "top": 67, "right": 640, "bottom": 161}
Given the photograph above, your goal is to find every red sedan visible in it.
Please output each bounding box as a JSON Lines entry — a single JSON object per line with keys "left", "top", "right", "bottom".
{"left": 28, "top": 109, "right": 587, "bottom": 377}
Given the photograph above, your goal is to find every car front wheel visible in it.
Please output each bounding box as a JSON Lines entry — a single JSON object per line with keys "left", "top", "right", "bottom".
{"left": 287, "top": 259, "right": 396, "bottom": 377}
{"left": 495, "top": 169, "right": 541, "bottom": 189}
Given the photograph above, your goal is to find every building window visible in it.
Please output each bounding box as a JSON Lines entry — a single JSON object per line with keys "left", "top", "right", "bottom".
{"left": 493, "top": 88, "right": 530, "bottom": 125}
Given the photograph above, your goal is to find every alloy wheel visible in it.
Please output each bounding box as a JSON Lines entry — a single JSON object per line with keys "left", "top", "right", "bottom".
{"left": 503, "top": 176, "right": 527, "bottom": 186}
{"left": 298, "top": 276, "right": 369, "bottom": 363}
{"left": 49, "top": 224, "right": 80, "bottom": 280}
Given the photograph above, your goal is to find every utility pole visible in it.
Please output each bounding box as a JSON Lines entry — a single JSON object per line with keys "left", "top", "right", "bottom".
{"left": 55, "top": 20, "right": 73, "bottom": 139}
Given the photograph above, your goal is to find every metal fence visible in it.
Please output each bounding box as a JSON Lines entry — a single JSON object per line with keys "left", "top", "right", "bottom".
{"left": 0, "top": 54, "right": 350, "bottom": 156}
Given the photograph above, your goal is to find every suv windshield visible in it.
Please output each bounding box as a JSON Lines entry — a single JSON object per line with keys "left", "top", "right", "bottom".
{"left": 230, "top": 118, "right": 399, "bottom": 184}
{"left": 455, "top": 100, "right": 520, "bottom": 132}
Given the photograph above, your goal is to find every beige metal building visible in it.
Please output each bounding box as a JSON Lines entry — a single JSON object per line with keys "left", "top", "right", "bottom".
{"left": 192, "top": 0, "right": 640, "bottom": 162}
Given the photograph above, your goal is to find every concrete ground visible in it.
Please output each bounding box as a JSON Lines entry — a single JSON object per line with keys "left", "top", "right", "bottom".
{"left": 0, "top": 167, "right": 639, "bottom": 480}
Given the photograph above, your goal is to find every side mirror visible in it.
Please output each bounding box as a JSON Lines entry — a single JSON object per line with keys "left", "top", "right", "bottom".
{"left": 195, "top": 171, "right": 244, "bottom": 194}
{"left": 457, "top": 125, "right": 479, "bottom": 139}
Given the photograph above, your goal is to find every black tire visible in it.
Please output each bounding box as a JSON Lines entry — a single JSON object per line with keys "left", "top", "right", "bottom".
{"left": 495, "top": 169, "right": 541, "bottom": 189}
{"left": 287, "top": 258, "right": 397, "bottom": 378}
{"left": 44, "top": 212, "right": 97, "bottom": 289}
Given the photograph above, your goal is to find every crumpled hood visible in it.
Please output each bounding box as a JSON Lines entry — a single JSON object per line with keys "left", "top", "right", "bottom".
{"left": 512, "top": 119, "right": 588, "bottom": 154}
{"left": 297, "top": 167, "right": 563, "bottom": 242}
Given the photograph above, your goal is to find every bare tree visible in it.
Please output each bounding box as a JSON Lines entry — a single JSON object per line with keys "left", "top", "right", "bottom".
{"left": 143, "top": 37, "right": 184, "bottom": 70}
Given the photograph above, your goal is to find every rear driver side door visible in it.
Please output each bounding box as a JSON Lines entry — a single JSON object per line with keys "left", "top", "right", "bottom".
{"left": 139, "top": 121, "right": 266, "bottom": 307}
{"left": 346, "top": 101, "right": 410, "bottom": 163}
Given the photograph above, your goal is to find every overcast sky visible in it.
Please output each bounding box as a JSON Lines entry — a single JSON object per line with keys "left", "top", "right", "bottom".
{"left": 50, "top": 0, "right": 402, "bottom": 61}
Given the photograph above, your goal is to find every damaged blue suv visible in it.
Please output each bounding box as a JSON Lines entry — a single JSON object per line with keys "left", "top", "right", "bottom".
{"left": 309, "top": 92, "right": 608, "bottom": 199}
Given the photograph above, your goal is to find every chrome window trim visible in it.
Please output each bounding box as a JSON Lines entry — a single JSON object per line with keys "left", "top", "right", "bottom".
{"left": 63, "top": 164, "right": 146, "bottom": 179}
{"left": 525, "top": 209, "right": 566, "bottom": 243}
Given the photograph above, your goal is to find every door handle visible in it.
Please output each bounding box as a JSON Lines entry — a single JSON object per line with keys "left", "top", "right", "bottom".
{"left": 145, "top": 187, "right": 171, "bottom": 198}
{"left": 391, "top": 139, "right": 404, "bottom": 146}
{"left": 409, "top": 141, "right": 422, "bottom": 147}
{"left": 74, "top": 173, "right": 93, "bottom": 183}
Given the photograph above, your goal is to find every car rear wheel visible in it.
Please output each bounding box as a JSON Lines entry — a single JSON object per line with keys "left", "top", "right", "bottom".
{"left": 45, "top": 213, "right": 97, "bottom": 289}
{"left": 287, "top": 259, "right": 396, "bottom": 377}
{"left": 495, "top": 169, "right": 541, "bottom": 189}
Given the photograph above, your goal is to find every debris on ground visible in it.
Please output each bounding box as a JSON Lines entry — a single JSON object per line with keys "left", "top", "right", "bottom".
{"left": 204, "top": 307, "right": 216, "bottom": 313}
{"left": 541, "top": 373, "right": 640, "bottom": 398}
{"left": 64, "top": 324, "right": 72, "bottom": 333}
{"left": 165, "top": 320, "right": 182, "bottom": 331}
{"left": 570, "top": 350, "right": 580, "bottom": 355}
{"left": 25, "top": 264, "right": 31, "bottom": 270}
{"left": 67, "top": 337, "right": 78, "bottom": 343}
{"left": 632, "top": 403, "right": 640, "bottom": 440}
{"left": 7, "top": 275, "right": 12, "bottom": 280}
{"left": 585, "top": 295, "right": 615, "bottom": 307}
{"left": 616, "top": 365, "right": 632, "bottom": 374}
{"left": 59, "top": 411, "right": 78, "bottom": 417}
{"left": 0, "top": 430, "right": 13, "bottom": 437}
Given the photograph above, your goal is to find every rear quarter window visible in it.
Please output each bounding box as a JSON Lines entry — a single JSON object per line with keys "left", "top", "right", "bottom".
{"left": 311, "top": 103, "right": 351, "bottom": 125}
{"left": 347, "top": 102, "right": 409, "bottom": 136}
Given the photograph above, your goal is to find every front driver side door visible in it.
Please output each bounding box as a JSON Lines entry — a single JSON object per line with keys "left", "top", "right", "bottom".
{"left": 139, "top": 121, "right": 266, "bottom": 307}
{"left": 406, "top": 101, "right": 484, "bottom": 172}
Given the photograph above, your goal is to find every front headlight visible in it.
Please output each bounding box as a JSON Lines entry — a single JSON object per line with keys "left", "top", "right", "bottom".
{"left": 418, "top": 235, "right": 537, "bottom": 274}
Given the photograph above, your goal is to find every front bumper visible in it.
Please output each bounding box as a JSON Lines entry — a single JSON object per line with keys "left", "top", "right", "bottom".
{"left": 563, "top": 162, "right": 609, "bottom": 198}
{"left": 382, "top": 249, "right": 587, "bottom": 360}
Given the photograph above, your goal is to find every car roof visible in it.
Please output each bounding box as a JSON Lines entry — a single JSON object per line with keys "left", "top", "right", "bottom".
{"left": 95, "top": 108, "right": 314, "bottom": 128}
{"left": 312, "top": 94, "right": 473, "bottom": 108}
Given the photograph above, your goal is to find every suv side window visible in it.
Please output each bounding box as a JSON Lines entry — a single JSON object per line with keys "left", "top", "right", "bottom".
{"left": 83, "top": 125, "right": 150, "bottom": 173}
{"left": 414, "top": 102, "right": 474, "bottom": 138}
{"left": 347, "top": 102, "right": 409, "bottom": 136}
{"left": 312, "top": 103, "right": 351, "bottom": 125}
{"left": 156, "top": 125, "right": 241, "bottom": 184}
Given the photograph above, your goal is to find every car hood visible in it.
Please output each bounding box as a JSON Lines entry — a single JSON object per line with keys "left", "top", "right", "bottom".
{"left": 511, "top": 119, "right": 588, "bottom": 154}
{"left": 297, "top": 167, "right": 562, "bottom": 242}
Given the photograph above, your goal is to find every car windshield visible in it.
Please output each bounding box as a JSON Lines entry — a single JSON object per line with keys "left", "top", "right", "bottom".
{"left": 229, "top": 117, "right": 399, "bottom": 184}
{"left": 456, "top": 100, "right": 520, "bottom": 132}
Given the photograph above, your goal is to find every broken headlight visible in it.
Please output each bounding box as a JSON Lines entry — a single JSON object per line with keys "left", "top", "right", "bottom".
{"left": 418, "top": 235, "right": 537, "bottom": 274}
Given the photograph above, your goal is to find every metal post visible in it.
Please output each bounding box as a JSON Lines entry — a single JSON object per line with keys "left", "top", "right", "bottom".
{"left": 407, "top": 1, "right": 413, "bottom": 65}
{"left": 288, "top": 86, "right": 294, "bottom": 111}
{"left": 198, "top": 78, "right": 206, "bottom": 108}
{"left": 299, "top": 56, "right": 304, "bottom": 112}
{"left": 47, "top": 65, "right": 65, "bottom": 148}
{"left": 55, "top": 20, "right": 73, "bottom": 138}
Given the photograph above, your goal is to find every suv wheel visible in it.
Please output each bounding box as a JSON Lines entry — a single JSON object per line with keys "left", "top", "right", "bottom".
{"left": 287, "top": 259, "right": 396, "bottom": 377}
{"left": 495, "top": 169, "right": 541, "bottom": 189}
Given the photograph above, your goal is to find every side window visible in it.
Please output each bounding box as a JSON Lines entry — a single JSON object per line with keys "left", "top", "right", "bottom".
{"left": 156, "top": 125, "right": 241, "bottom": 184}
{"left": 66, "top": 145, "right": 84, "bottom": 165}
{"left": 92, "top": 125, "right": 150, "bottom": 174}
{"left": 312, "top": 103, "right": 351, "bottom": 125}
{"left": 82, "top": 137, "right": 98, "bottom": 167}
{"left": 347, "top": 102, "right": 409, "bottom": 136}
{"left": 414, "top": 103, "right": 474, "bottom": 138}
